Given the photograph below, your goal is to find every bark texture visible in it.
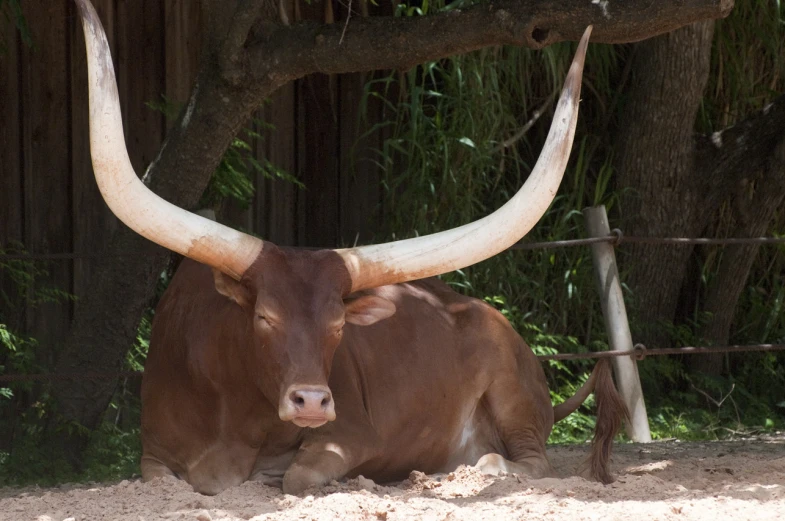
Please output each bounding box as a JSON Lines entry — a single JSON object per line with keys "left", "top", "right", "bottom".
{"left": 615, "top": 21, "right": 716, "bottom": 348}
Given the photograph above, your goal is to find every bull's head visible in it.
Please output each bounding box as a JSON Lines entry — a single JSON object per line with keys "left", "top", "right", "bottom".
{"left": 75, "top": 0, "right": 589, "bottom": 428}
{"left": 210, "top": 245, "right": 395, "bottom": 427}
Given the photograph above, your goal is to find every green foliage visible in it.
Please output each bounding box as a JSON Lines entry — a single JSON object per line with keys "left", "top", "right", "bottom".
{"left": 0, "top": 244, "right": 73, "bottom": 417}
{"left": 146, "top": 96, "right": 303, "bottom": 211}
{"left": 0, "top": 246, "right": 82, "bottom": 486}
{"left": 0, "top": 418, "right": 142, "bottom": 487}
{"left": 700, "top": 0, "right": 785, "bottom": 131}
{"left": 1, "top": 242, "right": 77, "bottom": 314}
{"left": 0, "top": 0, "right": 32, "bottom": 53}
{"left": 0, "top": 298, "right": 146, "bottom": 486}
{"left": 200, "top": 124, "right": 304, "bottom": 210}
{"left": 0, "top": 325, "right": 36, "bottom": 401}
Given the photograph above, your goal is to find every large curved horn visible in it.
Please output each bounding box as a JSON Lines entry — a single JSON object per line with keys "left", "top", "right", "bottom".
{"left": 338, "top": 27, "right": 591, "bottom": 293}
{"left": 75, "top": 0, "right": 262, "bottom": 280}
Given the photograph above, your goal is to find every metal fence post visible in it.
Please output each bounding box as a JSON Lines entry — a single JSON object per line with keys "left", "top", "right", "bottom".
{"left": 583, "top": 205, "right": 652, "bottom": 442}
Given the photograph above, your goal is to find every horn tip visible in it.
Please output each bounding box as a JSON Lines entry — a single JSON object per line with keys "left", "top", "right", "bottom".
{"left": 575, "top": 26, "right": 592, "bottom": 62}
{"left": 563, "top": 26, "right": 591, "bottom": 98}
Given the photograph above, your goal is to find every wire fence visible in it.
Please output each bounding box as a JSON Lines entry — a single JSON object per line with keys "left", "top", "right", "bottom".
{"left": 2, "top": 230, "right": 784, "bottom": 384}
{"left": 2, "top": 233, "right": 785, "bottom": 261}
{"left": 1, "top": 344, "right": 783, "bottom": 383}
{"left": 537, "top": 343, "right": 785, "bottom": 361}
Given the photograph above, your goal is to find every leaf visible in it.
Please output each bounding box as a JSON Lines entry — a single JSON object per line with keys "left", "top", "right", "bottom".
{"left": 457, "top": 137, "right": 476, "bottom": 148}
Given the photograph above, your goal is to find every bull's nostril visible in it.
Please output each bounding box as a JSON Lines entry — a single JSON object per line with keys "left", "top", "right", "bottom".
{"left": 321, "top": 397, "right": 330, "bottom": 407}
{"left": 291, "top": 392, "right": 305, "bottom": 407}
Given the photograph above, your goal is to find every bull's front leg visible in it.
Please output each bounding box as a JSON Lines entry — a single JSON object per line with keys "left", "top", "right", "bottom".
{"left": 283, "top": 422, "right": 382, "bottom": 494}
{"left": 283, "top": 445, "right": 352, "bottom": 494}
{"left": 282, "top": 405, "right": 382, "bottom": 495}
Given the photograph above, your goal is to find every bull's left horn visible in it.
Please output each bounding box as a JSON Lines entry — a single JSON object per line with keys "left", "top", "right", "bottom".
{"left": 75, "top": 0, "right": 262, "bottom": 280}
{"left": 338, "top": 27, "right": 592, "bottom": 293}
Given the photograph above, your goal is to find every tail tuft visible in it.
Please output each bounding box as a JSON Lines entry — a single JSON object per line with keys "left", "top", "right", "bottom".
{"left": 587, "top": 359, "right": 629, "bottom": 484}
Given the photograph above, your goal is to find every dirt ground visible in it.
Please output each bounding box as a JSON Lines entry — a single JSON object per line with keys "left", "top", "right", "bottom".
{"left": 2, "top": 434, "right": 784, "bottom": 521}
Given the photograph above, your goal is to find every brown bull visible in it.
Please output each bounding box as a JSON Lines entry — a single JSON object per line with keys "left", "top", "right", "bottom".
{"left": 74, "top": 0, "right": 627, "bottom": 496}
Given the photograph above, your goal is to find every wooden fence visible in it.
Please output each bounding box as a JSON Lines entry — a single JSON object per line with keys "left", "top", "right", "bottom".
{"left": 0, "top": 1, "right": 394, "bottom": 351}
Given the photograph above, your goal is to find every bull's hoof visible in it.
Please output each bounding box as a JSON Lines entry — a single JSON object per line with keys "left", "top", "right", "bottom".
{"left": 475, "top": 453, "right": 509, "bottom": 476}
{"left": 475, "top": 452, "right": 557, "bottom": 479}
{"left": 282, "top": 465, "right": 330, "bottom": 495}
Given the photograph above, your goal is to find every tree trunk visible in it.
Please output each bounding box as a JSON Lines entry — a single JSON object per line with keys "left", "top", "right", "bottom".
{"left": 693, "top": 139, "right": 785, "bottom": 374}
{"left": 614, "top": 21, "right": 715, "bottom": 348}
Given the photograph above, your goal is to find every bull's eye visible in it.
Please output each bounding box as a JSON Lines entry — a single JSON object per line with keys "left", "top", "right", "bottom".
{"left": 256, "top": 312, "right": 277, "bottom": 328}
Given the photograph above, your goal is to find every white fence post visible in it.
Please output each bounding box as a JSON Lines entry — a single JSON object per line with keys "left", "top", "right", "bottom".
{"left": 583, "top": 205, "right": 652, "bottom": 442}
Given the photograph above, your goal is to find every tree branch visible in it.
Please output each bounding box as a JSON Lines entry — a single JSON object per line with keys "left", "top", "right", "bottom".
{"left": 220, "top": 0, "right": 274, "bottom": 85}
{"left": 248, "top": 0, "right": 732, "bottom": 81}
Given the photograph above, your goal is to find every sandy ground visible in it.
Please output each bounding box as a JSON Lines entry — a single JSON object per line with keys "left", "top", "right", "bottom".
{"left": 2, "top": 435, "right": 784, "bottom": 521}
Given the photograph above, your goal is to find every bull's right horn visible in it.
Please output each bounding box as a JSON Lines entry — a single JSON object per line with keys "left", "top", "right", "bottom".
{"left": 338, "top": 27, "right": 592, "bottom": 293}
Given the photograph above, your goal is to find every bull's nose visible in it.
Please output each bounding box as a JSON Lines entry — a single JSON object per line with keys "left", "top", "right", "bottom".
{"left": 290, "top": 388, "right": 332, "bottom": 413}
{"left": 279, "top": 385, "right": 336, "bottom": 426}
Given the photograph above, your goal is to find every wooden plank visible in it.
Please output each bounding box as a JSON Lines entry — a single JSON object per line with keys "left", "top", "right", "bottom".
{"left": 71, "top": 0, "right": 118, "bottom": 302}
{"left": 20, "top": 1, "right": 72, "bottom": 356}
{"left": 164, "top": 0, "right": 202, "bottom": 110}
{"left": 338, "top": 72, "right": 383, "bottom": 247}
{"left": 297, "top": 72, "right": 340, "bottom": 248}
{"left": 293, "top": 0, "right": 340, "bottom": 248}
{"left": 0, "top": 17, "right": 23, "bottom": 328}
{"left": 256, "top": 84, "right": 298, "bottom": 246}
{"left": 116, "top": 0, "right": 165, "bottom": 174}
{"left": 250, "top": 0, "right": 299, "bottom": 244}
{"left": 361, "top": 1, "right": 398, "bottom": 235}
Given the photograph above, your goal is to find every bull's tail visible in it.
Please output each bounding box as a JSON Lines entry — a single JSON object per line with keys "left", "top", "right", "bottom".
{"left": 587, "top": 359, "right": 629, "bottom": 483}
{"left": 552, "top": 359, "right": 629, "bottom": 484}
{"left": 552, "top": 361, "right": 601, "bottom": 422}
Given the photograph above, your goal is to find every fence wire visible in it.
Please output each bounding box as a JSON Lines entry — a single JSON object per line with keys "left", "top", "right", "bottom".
{"left": 2, "top": 344, "right": 783, "bottom": 383}
{"left": 2, "top": 234, "right": 785, "bottom": 260}
{"left": 537, "top": 343, "right": 785, "bottom": 361}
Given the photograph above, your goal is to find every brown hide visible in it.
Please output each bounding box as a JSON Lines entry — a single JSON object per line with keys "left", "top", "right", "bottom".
{"left": 141, "top": 249, "right": 625, "bottom": 495}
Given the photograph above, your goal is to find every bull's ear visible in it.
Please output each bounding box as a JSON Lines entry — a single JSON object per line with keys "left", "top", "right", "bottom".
{"left": 212, "top": 268, "right": 252, "bottom": 308}
{"left": 344, "top": 295, "right": 396, "bottom": 326}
